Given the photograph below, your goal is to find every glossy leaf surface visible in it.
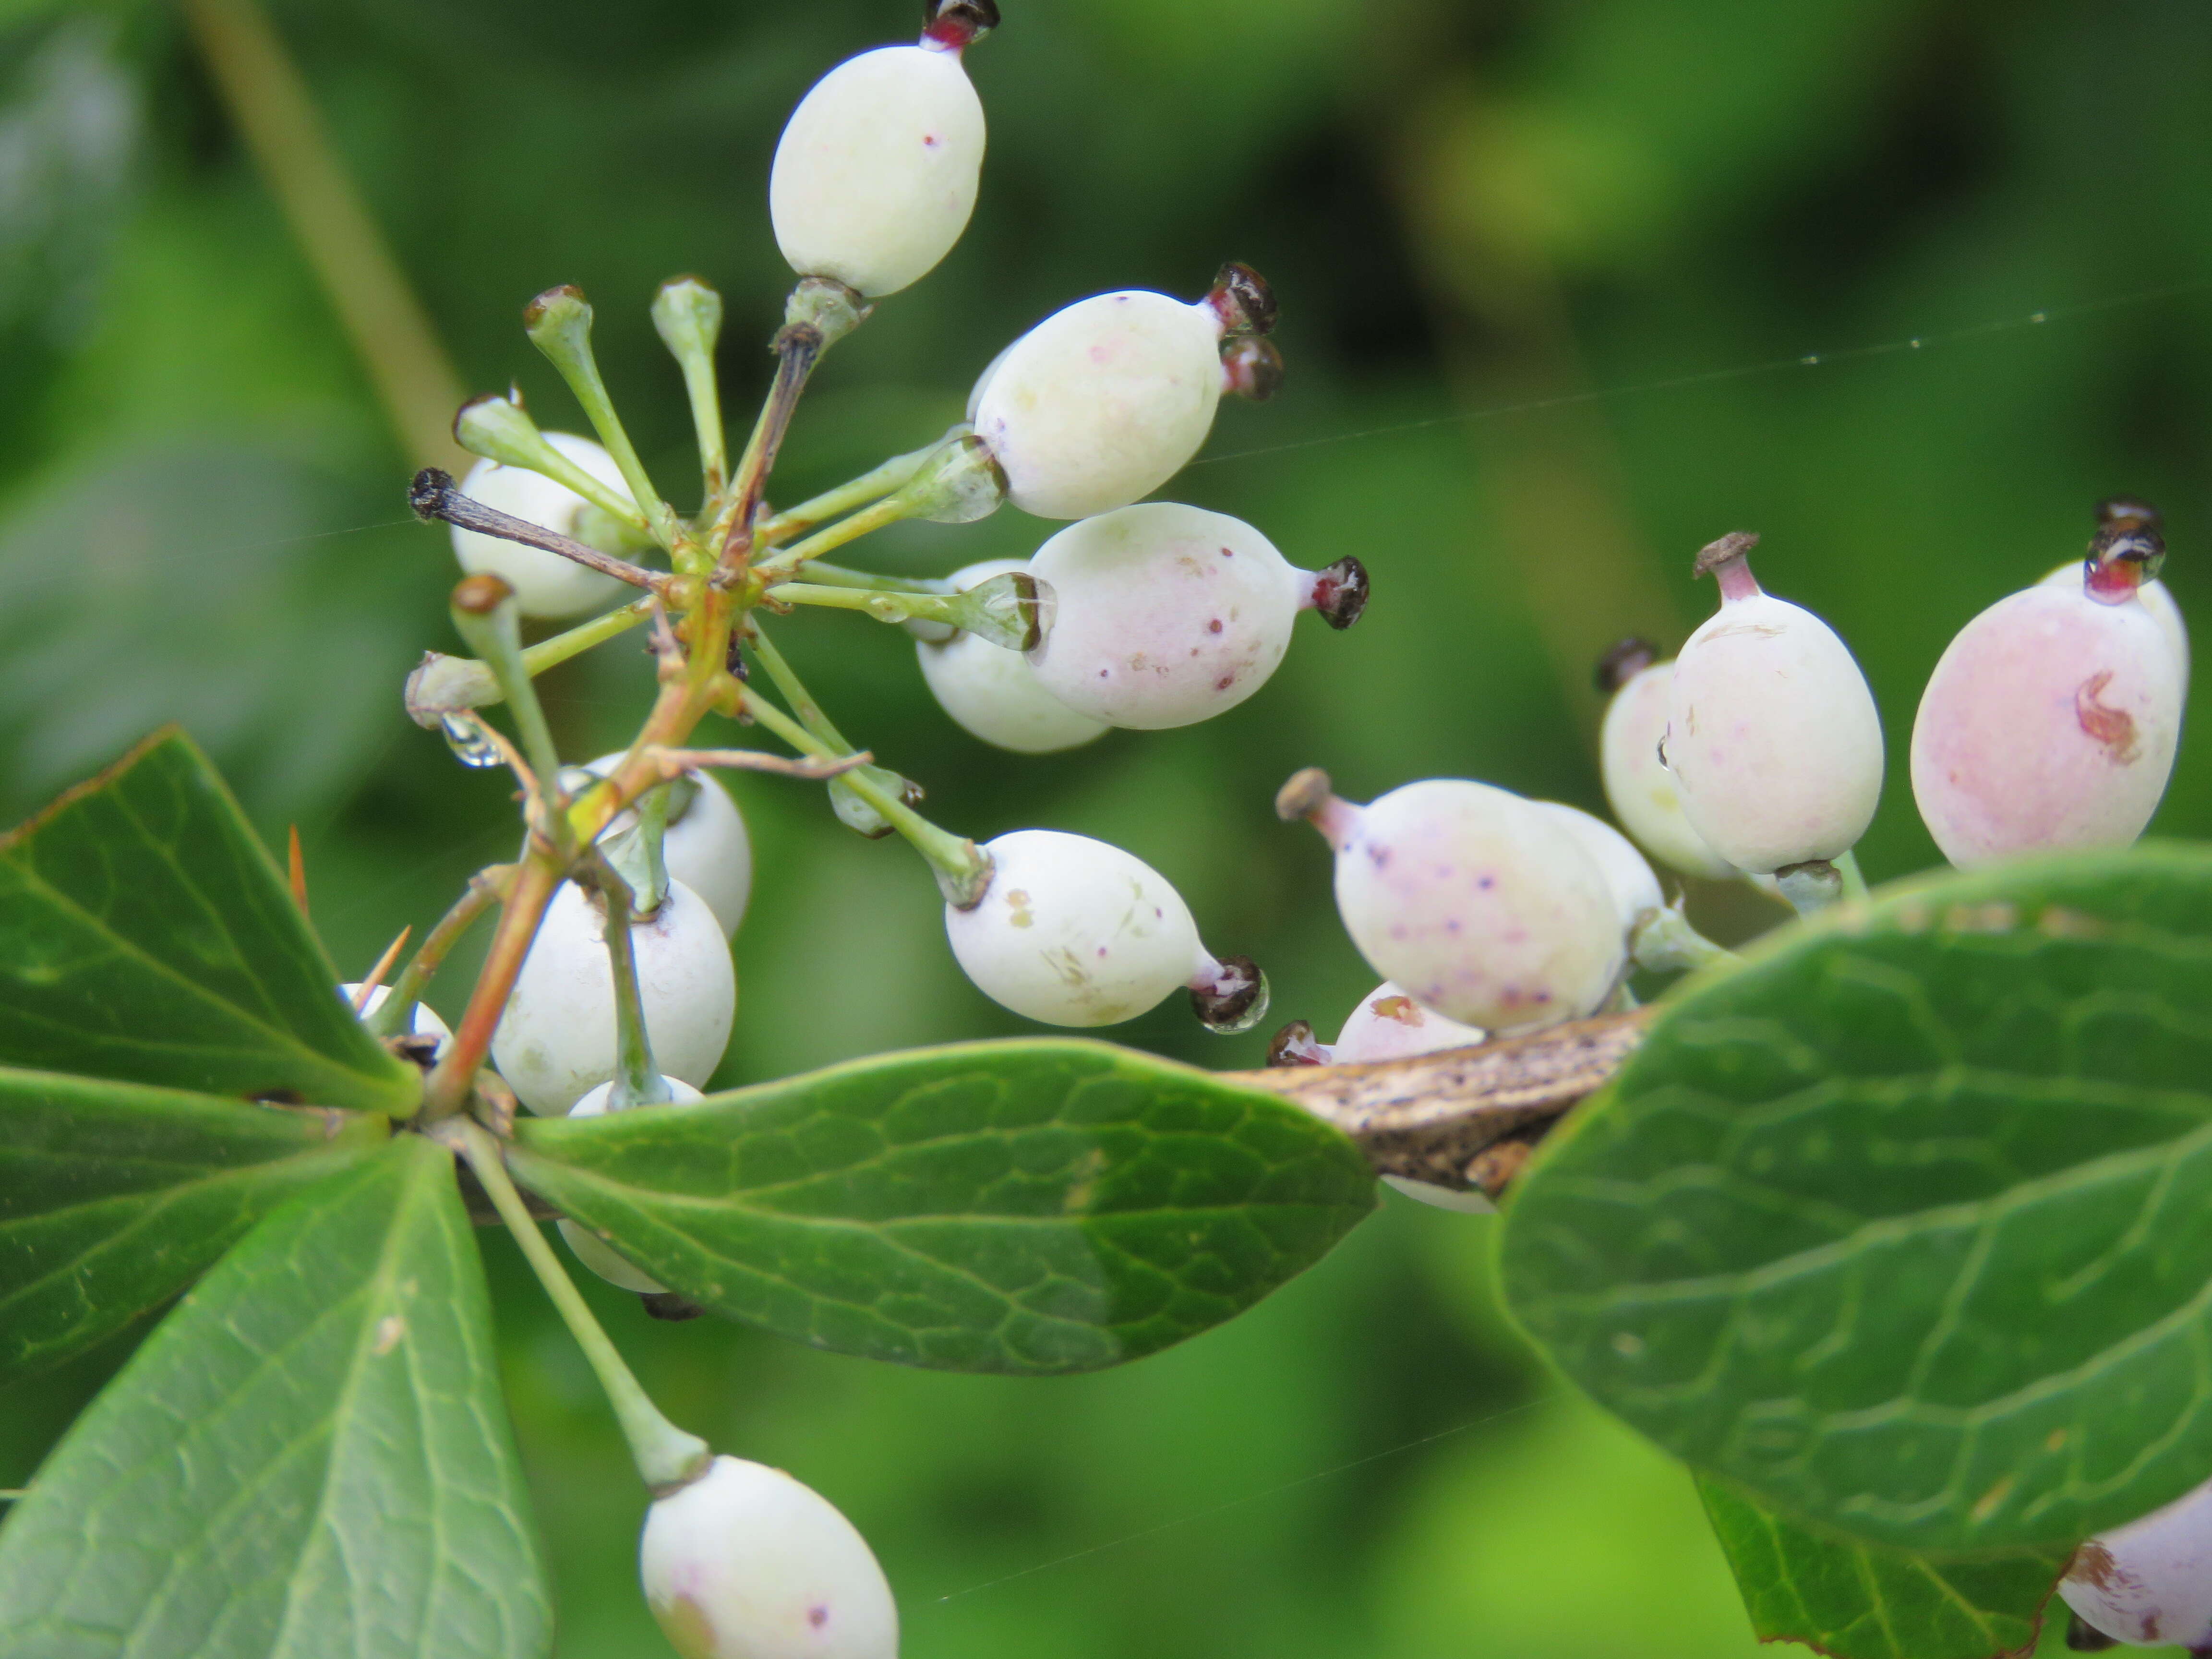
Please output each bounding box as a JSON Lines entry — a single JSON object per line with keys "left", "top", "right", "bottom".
{"left": 0, "top": 1136, "right": 548, "bottom": 1659}
{"left": 1502, "top": 847, "right": 2212, "bottom": 1552}
{"left": 511, "top": 1039, "right": 1377, "bottom": 1373}
{"left": 1700, "top": 1477, "right": 2064, "bottom": 1659}
{"left": 0, "top": 1067, "right": 385, "bottom": 1380}
{"left": 0, "top": 728, "right": 415, "bottom": 1113}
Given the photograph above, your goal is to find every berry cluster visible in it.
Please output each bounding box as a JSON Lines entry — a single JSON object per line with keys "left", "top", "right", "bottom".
{"left": 358, "top": 2, "right": 2193, "bottom": 1650}
{"left": 373, "top": 3, "right": 1378, "bottom": 1648}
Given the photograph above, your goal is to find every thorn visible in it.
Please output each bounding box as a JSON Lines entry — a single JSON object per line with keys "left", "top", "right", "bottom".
{"left": 288, "top": 826, "right": 310, "bottom": 917}
{"left": 350, "top": 926, "right": 412, "bottom": 1014}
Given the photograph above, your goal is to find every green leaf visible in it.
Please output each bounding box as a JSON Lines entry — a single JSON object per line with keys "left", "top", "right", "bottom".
{"left": 1698, "top": 1477, "right": 2065, "bottom": 1659}
{"left": 510, "top": 1038, "right": 1378, "bottom": 1373}
{"left": 0, "top": 1135, "right": 549, "bottom": 1659}
{"left": 0, "top": 728, "right": 416, "bottom": 1113}
{"left": 1501, "top": 845, "right": 2212, "bottom": 1553}
{"left": 0, "top": 1067, "right": 387, "bottom": 1381}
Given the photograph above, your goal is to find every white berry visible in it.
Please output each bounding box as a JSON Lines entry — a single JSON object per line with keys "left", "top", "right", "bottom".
{"left": 452, "top": 433, "right": 631, "bottom": 620}
{"left": 1529, "top": 802, "right": 1663, "bottom": 943}
{"left": 945, "top": 830, "right": 1205, "bottom": 1027}
{"left": 1664, "top": 535, "right": 1884, "bottom": 874}
{"left": 2059, "top": 1474, "right": 2212, "bottom": 1650}
{"left": 1915, "top": 557, "right": 2181, "bottom": 869}
{"left": 641, "top": 1455, "right": 898, "bottom": 1659}
{"left": 339, "top": 984, "right": 451, "bottom": 1055}
{"left": 492, "top": 879, "right": 734, "bottom": 1116}
{"left": 1331, "top": 982, "right": 1492, "bottom": 1213}
{"left": 557, "top": 1077, "right": 706, "bottom": 1295}
{"left": 973, "top": 291, "right": 1227, "bottom": 519}
{"left": 1598, "top": 651, "right": 1737, "bottom": 880}
{"left": 769, "top": 37, "right": 985, "bottom": 299}
{"left": 1288, "top": 772, "right": 1624, "bottom": 1031}
{"left": 1023, "top": 504, "right": 1310, "bottom": 729}
{"left": 917, "top": 560, "right": 1109, "bottom": 753}
{"left": 584, "top": 753, "right": 754, "bottom": 935}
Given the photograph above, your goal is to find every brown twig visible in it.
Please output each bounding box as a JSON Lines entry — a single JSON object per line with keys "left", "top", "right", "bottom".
{"left": 368, "top": 865, "right": 514, "bottom": 1037}
{"left": 418, "top": 855, "right": 563, "bottom": 1122}
{"left": 348, "top": 926, "right": 411, "bottom": 1014}
{"left": 709, "top": 324, "right": 824, "bottom": 588}
{"left": 410, "top": 469, "right": 671, "bottom": 595}
{"left": 1227, "top": 1006, "right": 1656, "bottom": 1191}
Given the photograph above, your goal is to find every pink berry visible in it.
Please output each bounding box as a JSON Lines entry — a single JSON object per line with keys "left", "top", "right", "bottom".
{"left": 1279, "top": 769, "right": 1623, "bottom": 1031}
{"left": 1912, "top": 507, "right": 2181, "bottom": 869}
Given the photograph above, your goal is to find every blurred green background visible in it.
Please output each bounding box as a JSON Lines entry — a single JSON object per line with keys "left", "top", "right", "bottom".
{"left": 3, "top": 0, "right": 2209, "bottom": 1652}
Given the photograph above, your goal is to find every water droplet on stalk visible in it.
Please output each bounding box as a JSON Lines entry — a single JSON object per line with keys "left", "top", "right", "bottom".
{"left": 440, "top": 714, "right": 505, "bottom": 769}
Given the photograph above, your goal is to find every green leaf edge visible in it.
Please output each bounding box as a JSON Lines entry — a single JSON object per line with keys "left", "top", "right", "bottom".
{"left": 1696, "top": 1475, "right": 2068, "bottom": 1659}
{"left": 1496, "top": 841, "right": 2212, "bottom": 1555}
{"left": 0, "top": 1061, "right": 391, "bottom": 1381}
{"left": 0, "top": 1134, "right": 551, "bottom": 1659}
{"left": 509, "top": 1035, "right": 1380, "bottom": 1374}
{"left": 0, "top": 725, "right": 419, "bottom": 1117}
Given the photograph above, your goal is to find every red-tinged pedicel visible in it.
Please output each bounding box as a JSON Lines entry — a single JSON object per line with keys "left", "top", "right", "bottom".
{"left": 1910, "top": 584, "right": 2182, "bottom": 869}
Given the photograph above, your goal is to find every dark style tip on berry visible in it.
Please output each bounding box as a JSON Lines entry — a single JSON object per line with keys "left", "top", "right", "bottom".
{"left": 1595, "top": 637, "right": 1659, "bottom": 695}
{"left": 409, "top": 467, "right": 457, "bottom": 521}
{"left": 1222, "top": 336, "right": 1285, "bottom": 403}
{"left": 1207, "top": 261, "right": 1277, "bottom": 337}
{"left": 1691, "top": 530, "right": 1760, "bottom": 580}
{"left": 2065, "top": 1612, "right": 2120, "bottom": 1652}
{"left": 2087, "top": 497, "right": 2165, "bottom": 602}
{"left": 641, "top": 1291, "right": 706, "bottom": 1322}
{"left": 923, "top": 0, "right": 999, "bottom": 49}
{"left": 1274, "top": 767, "right": 1334, "bottom": 823}
{"left": 1191, "top": 956, "right": 1270, "bottom": 1034}
{"left": 1310, "top": 556, "right": 1369, "bottom": 630}
{"left": 1266, "top": 1020, "right": 1330, "bottom": 1066}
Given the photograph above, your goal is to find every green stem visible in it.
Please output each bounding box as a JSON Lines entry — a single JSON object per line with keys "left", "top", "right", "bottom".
{"left": 788, "top": 560, "right": 950, "bottom": 596}
{"left": 651, "top": 278, "right": 728, "bottom": 501}
{"left": 526, "top": 289, "right": 683, "bottom": 553}
{"left": 419, "top": 598, "right": 656, "bottom": 721}
{"left": 454, "top": 396, "right": 652, "bottom": 534}
{"left": 452, "top": 1123, "right": 709, "bottom": 1492}
{"left": 450, "top": 592, "right": 567, "bottom": 835}
{"left": 1836, "top": 849, "right": 1871, "bottom": 903}
{"left": 633, "top": 784, "right": 673, "bottom": 916}
{"left": 751, "top": 490, "right": 921, "bottom": 584}
{"left": 737, "top": 688, "right": 833, "bottom": 759}
{"left": 757, "top": 443, "right": 938, "bottom": 545}
{"left": 533, "top": 595, "right": 656, "bottom": 673}
{"left": 1629, "top": 902, "right": 1741, "bottom": 975}
{"left": 367, "top": 865, "right": 511, "bottom": 1038}
{"left": 589, "top": 868, "right": 672, "bottom": 1109}
{"left": 767, "top": 582, "right": 967, "bottom": 627}
{"left": 745, "top": 623, "right": 857, "bottom": 753}
{"left": 737, "top": 685, "right": 989, "bottom": 904}
{"left": 178, "top": 0, "right": 468, "bottom": 473}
